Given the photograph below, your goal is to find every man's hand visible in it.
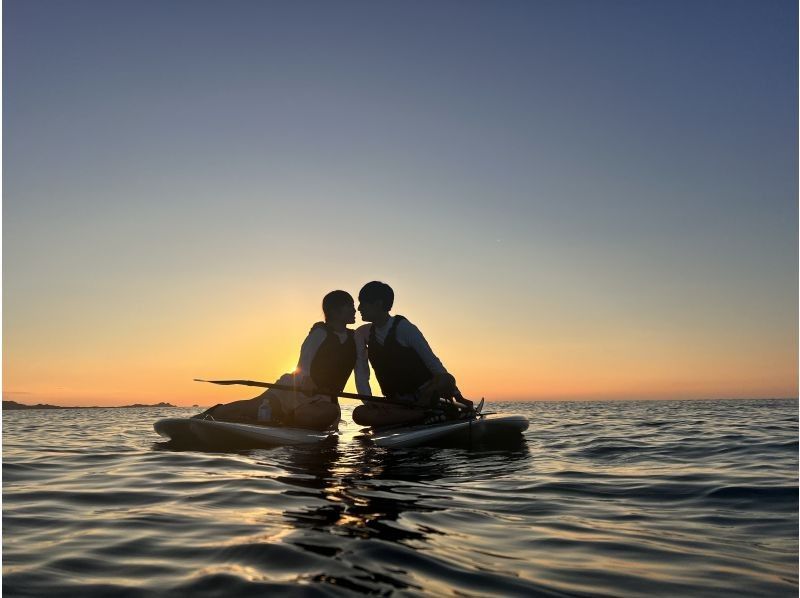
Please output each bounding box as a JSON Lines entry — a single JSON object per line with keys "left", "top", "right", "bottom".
{"left": 417, "top": 373, "right": 457, "bottom": 406}
{"left": 454, "top": 393, "right": 474, "bottom": 411}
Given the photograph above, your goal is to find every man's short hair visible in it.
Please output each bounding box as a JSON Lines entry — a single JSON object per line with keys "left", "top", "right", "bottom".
{"left": 322, "top": 290, "right": 354, "bottom": 319}
{"left": 358, "top": 281, "right": 394, "bottom": 310}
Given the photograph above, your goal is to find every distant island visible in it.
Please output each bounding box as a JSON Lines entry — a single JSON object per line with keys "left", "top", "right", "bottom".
{"left": 3, "top": 401, "right": 177, "bottom": 410}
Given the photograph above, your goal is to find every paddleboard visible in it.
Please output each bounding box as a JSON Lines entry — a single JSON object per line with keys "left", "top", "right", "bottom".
{"left": 370, "top": 413, "right": 529, "bottom": 449}
{"left": 154, "top": 417, "right": 334, "bottom": 448}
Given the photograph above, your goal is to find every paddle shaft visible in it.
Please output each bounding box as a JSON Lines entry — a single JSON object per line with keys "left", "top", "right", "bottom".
{"left": 194, "top": 378, "right": 425, "bottom": 408}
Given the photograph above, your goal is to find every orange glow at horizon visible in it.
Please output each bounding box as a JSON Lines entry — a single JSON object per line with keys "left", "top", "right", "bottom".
{"left": 4, "top": 284, "right": 797, "bottom": 407}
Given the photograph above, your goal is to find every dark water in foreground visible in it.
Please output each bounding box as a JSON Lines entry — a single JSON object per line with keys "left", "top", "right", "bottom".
{"left": 3, "top": 399, "right": 798, "bottom": 597}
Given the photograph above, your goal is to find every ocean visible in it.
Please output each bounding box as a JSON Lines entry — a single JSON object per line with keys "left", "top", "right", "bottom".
{"left": 3, "top": 398, "right": 797, "bottom": 597}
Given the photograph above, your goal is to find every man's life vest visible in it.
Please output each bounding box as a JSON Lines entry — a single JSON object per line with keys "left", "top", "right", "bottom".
{"left": 367, "top": 316, "right": 433, "bottom": 398}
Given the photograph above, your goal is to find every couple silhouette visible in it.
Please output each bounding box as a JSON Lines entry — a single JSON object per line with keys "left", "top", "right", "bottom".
{"left": 200, "top": 281, "right": 471, "bottom": 431}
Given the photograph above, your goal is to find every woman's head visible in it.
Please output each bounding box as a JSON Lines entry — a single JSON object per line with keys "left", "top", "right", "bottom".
{"left": 322, "top": 290, "right": 356, "bottom": 324}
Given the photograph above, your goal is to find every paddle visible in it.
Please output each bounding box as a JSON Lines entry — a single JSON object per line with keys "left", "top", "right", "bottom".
{"left": 194, "top": 378, "right": 426, "bottom": 408}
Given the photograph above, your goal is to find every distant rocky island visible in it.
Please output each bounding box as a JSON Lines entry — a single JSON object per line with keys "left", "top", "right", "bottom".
{"left": 3, "top": 400, "right": 177, "bottom": 410}
{"left": 3, "top": 401, "right": 64, "bottom": 410}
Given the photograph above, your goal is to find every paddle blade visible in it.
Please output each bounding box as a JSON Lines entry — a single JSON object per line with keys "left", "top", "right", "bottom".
{"left": 194, "top": 378, "right": 245, "bottom": 386}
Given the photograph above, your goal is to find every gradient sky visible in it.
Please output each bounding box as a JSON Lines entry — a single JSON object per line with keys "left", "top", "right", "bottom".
{"left": 4, "top": 0, "right": 797, "bottom": 406}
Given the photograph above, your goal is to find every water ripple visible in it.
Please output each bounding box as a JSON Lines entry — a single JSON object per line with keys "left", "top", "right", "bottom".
{"left": 3, "top": 399, "right": 797, "bottom": 596}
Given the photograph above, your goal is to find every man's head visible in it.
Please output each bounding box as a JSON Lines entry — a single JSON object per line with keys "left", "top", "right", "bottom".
{"left": 357, "top": 281, "right": 394, "bottom": 322}
{"left": 322, "top": 290, "right": 356, "bottom": 324}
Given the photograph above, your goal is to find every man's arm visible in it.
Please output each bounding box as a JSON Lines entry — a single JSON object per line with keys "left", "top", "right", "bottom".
{"left": 354, "top": 324, "right": 373, "bottom": 397}
{"left": 396, "top": 320, "right": 447, "bottom": 375}
{"left": 397, "top": 320, "right": 468, "bottom": 406}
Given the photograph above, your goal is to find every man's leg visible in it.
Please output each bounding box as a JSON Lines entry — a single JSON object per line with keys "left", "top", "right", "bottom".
{"left": 353, "top": 404, "right": 425, "bottom": 427}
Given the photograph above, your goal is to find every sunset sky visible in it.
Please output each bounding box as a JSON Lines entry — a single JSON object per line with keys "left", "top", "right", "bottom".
{"left": 4, "top": 1, "right": 797, "bottom": 406}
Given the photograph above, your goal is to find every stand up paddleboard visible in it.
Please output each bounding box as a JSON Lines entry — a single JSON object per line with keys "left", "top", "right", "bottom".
{"left": 370, "top": 410, "right": 529, "bottom": 449}
{"left": 154, "top": 418, "right": 334, "bottom": 448}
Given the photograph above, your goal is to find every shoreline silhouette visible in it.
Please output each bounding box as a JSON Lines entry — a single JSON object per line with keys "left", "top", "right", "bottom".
{"left": 3, "top": 400, "right": 179, "bottom": 410}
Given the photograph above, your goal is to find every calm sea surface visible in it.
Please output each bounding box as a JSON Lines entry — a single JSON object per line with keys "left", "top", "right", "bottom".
{"left": 3, "top": 399, "right": 797, "bottom": 597}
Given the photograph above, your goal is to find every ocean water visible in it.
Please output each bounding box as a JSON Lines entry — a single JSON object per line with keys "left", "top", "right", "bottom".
{"left": 2, "top": 399, "right": 797, "bottom": 597}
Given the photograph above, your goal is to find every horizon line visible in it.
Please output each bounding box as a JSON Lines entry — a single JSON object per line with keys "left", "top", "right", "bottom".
{"left": 3, "top": 396, "right": 797, "bottom": 410}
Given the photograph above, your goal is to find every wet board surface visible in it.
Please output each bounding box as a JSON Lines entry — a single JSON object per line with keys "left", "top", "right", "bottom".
{"left": 370, "top": 413, "right": 529, "bottom": 449}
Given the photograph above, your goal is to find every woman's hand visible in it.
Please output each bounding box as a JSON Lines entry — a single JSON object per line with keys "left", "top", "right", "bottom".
{"left": 298, "top": 376, "right": 317, "bottom": 397}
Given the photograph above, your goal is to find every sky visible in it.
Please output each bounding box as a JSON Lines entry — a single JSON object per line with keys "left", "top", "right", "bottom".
{"left": 3, "top": 0, "right": 797, "bottom": 406}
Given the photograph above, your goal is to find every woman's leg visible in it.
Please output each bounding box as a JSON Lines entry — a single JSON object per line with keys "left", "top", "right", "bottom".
{"left": 293, "top": 400, "right": 340, "bottom": 431}
{"left": 193, "top": 372, "right": 302, "bottom": 423}
{"left": 197, "top": 392, "right": 265, "bottom": 421}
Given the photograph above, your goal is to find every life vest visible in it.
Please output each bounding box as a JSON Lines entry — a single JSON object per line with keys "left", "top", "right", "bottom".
{"left": 367, "top": 316, "right": 433, "bottom": 398}
{"left": 309, "top": 323, "right": 357, "bottom": 394}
